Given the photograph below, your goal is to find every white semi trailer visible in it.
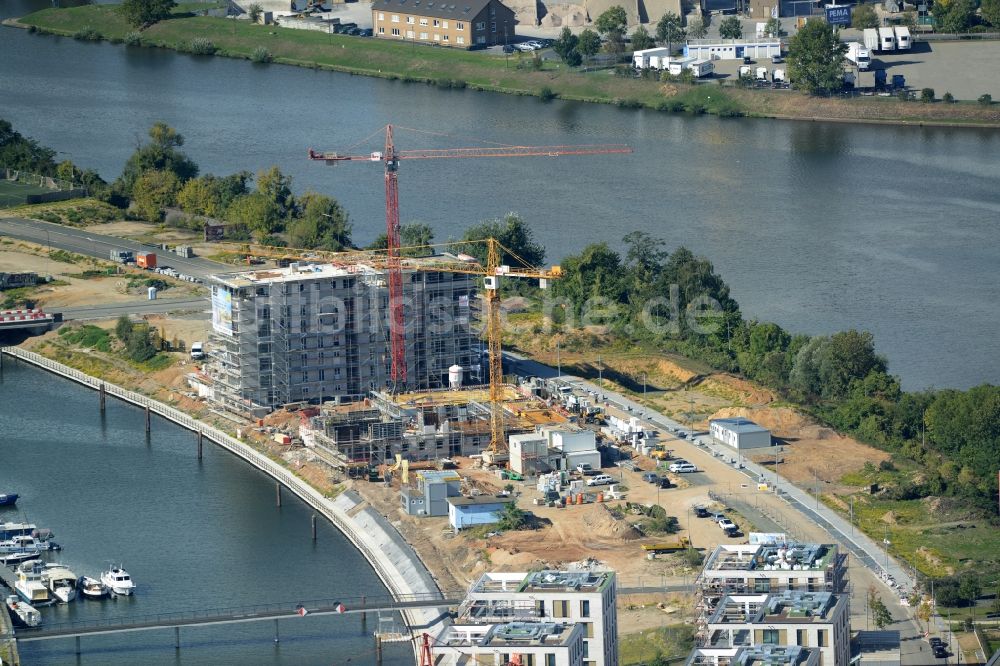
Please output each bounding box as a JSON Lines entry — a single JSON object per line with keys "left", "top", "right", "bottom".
{"left": 846, "top": 41, "right": 871, "bottom": 70}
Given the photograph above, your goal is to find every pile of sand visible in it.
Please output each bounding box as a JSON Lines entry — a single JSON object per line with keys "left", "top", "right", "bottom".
{"left": 581, "top": 504, "right": 643, "bottom": 542}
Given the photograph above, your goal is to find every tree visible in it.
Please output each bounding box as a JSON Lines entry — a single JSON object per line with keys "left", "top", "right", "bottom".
{"left": 630, "top": 25, "right": 655, "bottom": 51}
{"left": 920, "top": 88, "right": 935, "bottom": 102}
{"left": 460, "top": 212, "right": 545, "bottom": 267}
{"left": 958, "top": 574, "right": 982, "bottom": 605}
{"left": 983, "top": 0, "right": 1000, "bottom": 27}
{"left": 287, "top": 192, "right": 352, "bottom": 250}
{"left": 787, "top": 21, "right": 848, "bottom": 95}
{"left": 0, "top": 119, "right": 57, "bottom": 175}
{"left": 130, "top": 169, "right": 180, "bottom": 222}
{"left": 902, "top": 10, "right": 918, "bottom": 29}
{"left": 852, "top": 4, "right": 879, "bottom": 29}
{"left": 763, "top": 17, "right": 783, "bottom": 37}
{"left": 115, "top": 315, "right": 134, "bottom": 342}
{"left": 247, "top": 2, "right": 263, "bottom": 23}
{"left": 578, "top": 29, "right": 601, "bottom": 62}
{"left": 565, "top": 49, "right": 583, "bottom": 66}
{"left": 656, "top": 12, "right": 685, "bottom": 51}
{"left": 125, "top": 323, "right": 157, "bottom": 362}
{"left": 718, "top": 16, "right": 743, "bottom": 39}
{"left": 935, "top": 0, "right": 976, "bottom": 32}
{"left": 400, "top": 222, "right": 434, "bottom": 254}
{"left": 687, "top": 16, "right": 708, "bottom": 38}
{"left": 496, "top": 502, "right": 527, "bottom": 530}
{"left": 225, "top": 192, "right": 282, "bottom": 242}
{"left": 868, "top": 587, "right": 893, "bottom": 629}
{"left": 553, "top": 26, "right": 579, "bottom": 61}
{"left": 177, "top": 177, "right": 221, "bottom": 217}
{"left": 595, "top": 6, "right": 628, "bottom": 59}
{"left": 119, "top": 122, "right": 198, "bottom": 195}
{"left": 255, "top": 166, "right": 294, "bottom": 219}
{"left": 117, "top": 0, "right": 176, "bottom": 29}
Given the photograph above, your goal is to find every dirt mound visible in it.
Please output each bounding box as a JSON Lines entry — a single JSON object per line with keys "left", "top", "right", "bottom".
{"left": 699, "top": 374, "right": 776, "bottom": 406}
{"left": 881, "top": 511, "right": 897, "bottom": 525}
{"left": 581, "top": 504, "right": 643, "bottom": 541}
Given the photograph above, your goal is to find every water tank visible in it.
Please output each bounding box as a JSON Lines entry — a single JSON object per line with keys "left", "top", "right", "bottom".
{"left": 147, "top": 286, "right": 157, "bottom": 300}
{"left": 448, "top": 364, "right": 463, "bottom": 389}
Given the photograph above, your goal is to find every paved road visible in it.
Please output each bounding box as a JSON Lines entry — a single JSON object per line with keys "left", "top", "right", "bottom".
{"left": 58, "top": 297, "right": 210, "bottom": 321}
{"left": 0, "top": 216, "right": 227, "bottom": 280}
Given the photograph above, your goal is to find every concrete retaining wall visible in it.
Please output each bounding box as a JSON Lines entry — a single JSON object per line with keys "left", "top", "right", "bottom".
{"left": 0, "top": 346, "right": 446, "bottom": 634}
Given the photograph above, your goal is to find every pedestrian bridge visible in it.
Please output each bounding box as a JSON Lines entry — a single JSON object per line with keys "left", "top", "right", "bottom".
{"left": 16, "top": 592, "right": 460, "bottom": 643}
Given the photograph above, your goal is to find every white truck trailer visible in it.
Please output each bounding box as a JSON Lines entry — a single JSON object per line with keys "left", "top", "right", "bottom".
{"left": 667, "top": 56, "right": 696, "bottom": 76}
{"left": 632, "top": 47, "right": 671, "bottom": 69}
{"left": 846, "top": 41, "right": 871, "bottom": 70}
{"left": 863, "top": 28, "right": 879, "bottom": 52}
{"left": 878, "top": 27, "right": 896, "bottom": 52}
{"left": 688, "top": 59, "right": 715, "bottom": 78}
{"left": 893, "top": 25, "right": 911, "bottom": 50}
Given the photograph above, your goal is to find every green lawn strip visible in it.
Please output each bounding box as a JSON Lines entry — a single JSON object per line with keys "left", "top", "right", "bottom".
{"left": 619, "top": 625, "right": 694, "bottom": 665}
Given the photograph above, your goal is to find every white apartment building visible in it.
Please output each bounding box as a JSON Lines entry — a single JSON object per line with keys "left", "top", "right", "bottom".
{"left": 699, "top": 543, "right": 848, "bottom": 602}
{"left": 433, "top": 622, "right": 585, "bottom": 666}
{"left": 456, "top": 570, "right": 618, "bottom": 666}
{"left": 700, "top": 591, "right": 850, "bottom": 666}
{"left": 686, "top": 644, "right": 821, "bottom": 666}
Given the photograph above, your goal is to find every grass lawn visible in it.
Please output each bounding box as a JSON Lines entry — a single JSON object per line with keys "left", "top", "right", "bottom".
{"left": 619, "top": 625, "right": 694, "bottom": 665}
{"left": 17, "top": 4, "right": 1000, "bottom": 125}
{"left": 0, "top": 179, "right": 53, "bottom": 208}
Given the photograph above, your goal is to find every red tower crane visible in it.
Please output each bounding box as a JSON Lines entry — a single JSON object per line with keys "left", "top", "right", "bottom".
{"left": 309, "top": 125, "right": 631, "bottom": 389}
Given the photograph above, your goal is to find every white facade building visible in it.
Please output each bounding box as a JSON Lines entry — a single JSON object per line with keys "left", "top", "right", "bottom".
{"left": 433, "top": 622, "right": 585, "bottom": 666}
{"left": 457, "top": 570, "right": 619, "bottom": 666}
{"left": 699, "top": 543, "right": 848, "bottom": 601}
{"left": 686, "top": 645, "right": 821, "bottom": 666}
{"left": 710, "top": 418, "right": 772, "bottom": 451}
{"left": 684, "top": 39, "right": 782, "bottom": 60}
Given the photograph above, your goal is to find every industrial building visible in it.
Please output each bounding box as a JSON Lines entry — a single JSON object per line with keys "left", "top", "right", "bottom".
{"left": 447, "top": 495, "right": 509, "bottom": 530}
{"left": 698, "top": 543, "right": 848, "bottom": 602}
{"left": 685, "top": 645, "right": 821, "bottom": 666}
{"left": 432, "top": 621, "right": 586, "bottom": 666}
{"left": 371, "top": 0, "right": 516, "bottom": 48}
{"left": 456, "top": 570, "right": 619, "bottom": 666}
{"left": 300, "top": 383, "right": 570, "bottom": 468}
{"left": 401, "top": 469, "right": 461, "bottom": 516}
{"left": 206, "top": 259, "right": 479, "bottom": 416}
{"left": 710, "top": 418, "right": 772, "bottom": 451}
{"left": 684, "top": 39, "right": 782, "bottom": 61}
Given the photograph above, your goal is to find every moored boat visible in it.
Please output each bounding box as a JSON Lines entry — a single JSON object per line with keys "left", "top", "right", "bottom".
{"left": 5, "top": 594, "right": 40, "bottom": 627}
{"left": 14, "top": 560, "right": 53, "bottom": 606}
{"left": 42, "top": 564, "right": 78, "bottom": 603}
{"left": 77, "top": 575, "right": 108, "bottom": 599}
{"left": 0, "top": 550, "right": 40, "bottom": 566}
{"left": 0, "top": 493, "right": 17, "bottom": 507}
{"left": 100, "top": 565, "right": 135, "bottom": 596}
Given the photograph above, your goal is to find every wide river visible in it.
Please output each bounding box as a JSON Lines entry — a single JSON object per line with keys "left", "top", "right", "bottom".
{"left": 0, "top": 361, "right": 410, "bottom": 665}
{"left": 2, "top": 0, "right": 999, "bottom": 390}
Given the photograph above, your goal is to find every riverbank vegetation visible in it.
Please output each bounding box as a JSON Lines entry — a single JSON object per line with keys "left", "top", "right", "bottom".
{"left": 12, "top": 4, "right": 1000, "bottom": 125}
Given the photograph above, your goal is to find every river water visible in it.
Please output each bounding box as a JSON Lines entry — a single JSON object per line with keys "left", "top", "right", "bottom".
{"left": 0, "top": 361, "right": 410, "bottom": 665}
{"left": 1, "top": 1, "right": 999, "bottom": 390}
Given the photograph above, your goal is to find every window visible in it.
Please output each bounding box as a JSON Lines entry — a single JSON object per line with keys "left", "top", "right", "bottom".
{"left": 378, "top": 11, "right": 385, "bottom": 19}
{"left": 456, "top": 21, "right": 464, "bottom": 29}
{"left": 379, "top": 26, "right": 385, "bottom": 33}
{"left": 475, "top": 35, "right": 485, "bottom": 43}
{"left": 817, "top": 629, "right": 827, "bottom": 647}
{"left": 475, "top": 21, "right": 485, "bottom": 29}
{"left": 491, "top": 21, "right": 496, "bottom": 32}
{"left": 796, "top": 629, "right": 806, "bottom": 646}
{"left": 406, "top": 29, "right": 414, "bottom": 38}
{"left": 433, "top": 33, "right": 440, "bottom": 40}
{"left": 419, "top": 17, "right": 428, "bottom": 24}
{"left": 443, "top": 20, "right": 449, "bottom": 27}
{"left": 553, "top": 600, "right": 569, "bottom": 618}
{"left": 754, "top": 579, "right": 771, "bottom": 593}
{"left": 545, "top": 656, "right": 556, "bottom": 666}
{"left": 490, "top": 4, "right": 495, "bottom": 13}
{"left": 442, "top": 34, "right": 449, "bottom": 41}
{"left": 762, "top": 629, "right": 779, "bottom": 645}
{"left": 419, "top": 31, "right": 428, "bottom": 39}
{"left": 456, "top": 35, "right": 464, "bottom": 43}
{"left": 391, "top": 27, "right": 400, "bottom": 35}
{"left": 406, "top": 16, "right": 414, "bottom": 23}
{"left": 581, "top": 600, "right": 591, "bottom": 618}
{"left": 433, "top": 18, "right": 440, "bottom": 25}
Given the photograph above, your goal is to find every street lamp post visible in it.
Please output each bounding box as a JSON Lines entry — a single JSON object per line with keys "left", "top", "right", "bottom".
{"left": 641, "top": 372, "right": 647, "bottom": 401}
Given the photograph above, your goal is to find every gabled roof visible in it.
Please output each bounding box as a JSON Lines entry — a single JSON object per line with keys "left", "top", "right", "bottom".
{"left": 373, "top": 0, "right": 501, "bottom": 21}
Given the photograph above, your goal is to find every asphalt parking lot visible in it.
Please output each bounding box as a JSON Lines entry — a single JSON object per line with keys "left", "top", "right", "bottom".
{"left": 872, "top": 40, "right": 1000, "bottom": 100}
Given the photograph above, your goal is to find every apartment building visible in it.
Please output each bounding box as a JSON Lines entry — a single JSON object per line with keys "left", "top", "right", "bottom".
{"left": 371, "top": 0, "right": 516, "bottom": 48}
{"left": 433, "top": 621, "right": 585, "bottom": 666}
{"left": 207, "top": 260, "right": 478, "bottom": 415}
{"left": 456, "top": 570, "right": 618, "bottom": 666}
{"left": 686, "top": 645, "right": 821, "bottom": 666}
{"left": 700, "top": 591, "right": 850, "bottom": 666}
{"left": 698, "top": 543, "right": 848, "bottom": 604}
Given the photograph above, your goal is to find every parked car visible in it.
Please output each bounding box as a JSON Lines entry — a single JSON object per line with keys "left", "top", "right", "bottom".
{"left": 657, "top": 476, "right": 672, "bottom": 489}
{"left": 586, "top": 474, "right": 614, "bottom": 487}
{"left": 360, "top": 28, "right": 373, "bottom": 36}
{"left": 502, "top": 44, "right": 515, "bottom": 53}
{"left": 743, "top": 55, "right": 752, "bottom": 65}
{"left": 772, "top": 55, "right": 784, "bottom": 64}
{"left": 576, "top": 463, "right": 596, "bottom": 476}
{"left": 929, "top": 638, "right": 944, "bottom": 648}
{"left": 694, "top": 506, "right": 711, "bottom": 518}
{"left": 933, "top": 646, "right": 947, "bottom": 659}
{"left": 642, "top": 471, "right": 660, "bottom": 483}
{"left": 718, "top": 518, "right": 737, "bottom": 531}
{"left": 669, "top": 462, "right": 697, "bottom": 473}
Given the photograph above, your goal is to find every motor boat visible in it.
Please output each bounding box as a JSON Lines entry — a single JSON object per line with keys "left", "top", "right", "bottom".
{"left": 100, "top": 565, "right": 135, "bottom": 596}
{"left": 0, "top": 493, "right": 17, "bottom": 507}
{"left": 42, "top": 564, "right": 78, "bottom": 603}
{"left": 77, "top": 575, "right": 108, "bottom": 599}
{"left": 5, "top": 594, "right": 40, "bottom": 627}
{"left": 0, "top": 550, "right": 41, "bottom": 566}
{"left": 14, "top": 559, "right": 53, "bottom": 606}
{"left": 0, "top": 534, "right": 46, "bottom": 554}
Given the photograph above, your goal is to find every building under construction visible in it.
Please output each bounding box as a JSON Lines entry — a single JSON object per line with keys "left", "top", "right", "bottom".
{"left": 206, "top": 258, "right": 479, "bottom": 416}
{"left": 301, "top": 383, "right": 571, "bottom": 468}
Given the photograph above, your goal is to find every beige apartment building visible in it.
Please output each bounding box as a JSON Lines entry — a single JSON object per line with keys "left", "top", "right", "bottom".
{"left": 372, "top": 0, "right": 516, "bottom": 48}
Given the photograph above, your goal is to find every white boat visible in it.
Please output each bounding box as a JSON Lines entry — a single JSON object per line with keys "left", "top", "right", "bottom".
{"left": 77, "top": 575, "right": 108, "bottom": 599}
{"left": 0, "top": 534, "right": 44, "bottom": 554}
{"left": 100, "top": 565, "right": 135, "bottom": 596}
{"left": 14, "top": 559, "right": 53, "bottom": 606}
{"left": 42, "top": 564, "right": 78, "bottom": 603}
{"left": 5, "top": 594, "right": 41, "bottom": 627}
{"left": 0, "top": 550, "right": 41, "bottom": 566}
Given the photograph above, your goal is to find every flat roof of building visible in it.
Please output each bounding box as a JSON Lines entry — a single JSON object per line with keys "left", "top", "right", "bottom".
{"left": 447, "top": 495, "right": 509, "bottom": 508}
{"left": 415, "top": 469, "right": 461, "bottom": 484}
{"left": 711, "top": 418, "right": 770, "bottom": 434}
{"left": 438, "top": 622, "right": 581, "bottom": 650}
{"left": 708, "top": 591, "right": 843, "bottom": 625}
{"left": 686, "top": 645, "right": 819, "bottom": 666}
{"left": 704, "top": 543, "right": 838, "bottom": 574}
{"left": 468, "top": 570, "right": 615, "bottom": 595}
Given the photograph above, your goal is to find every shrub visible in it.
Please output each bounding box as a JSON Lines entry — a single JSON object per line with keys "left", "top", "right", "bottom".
{"left": 683, "top": 548, "right": 705, "bottom": 567}
{"left": 979, "top": 93, "right": 993, "bottom": 106}
{"left": 942, "top": 91, "right": 955, "bottom": 103}
{"left": 250, "top": 46, "right": 273, "bottom": 63}
{"left": 920, "top": 88, "right": 935, "bottom": 102}
{"left": 684, "top": 102, "right": 706, "bottom": 114}
{"left": 616, "top": 98, "right": 643, "bottom": 109}
{"left": 897, "top": 89, "right": 911, "bottom": 102}
{"left": 188, "top": 38, "right": 217, "bottom": 55}
{"left": 539, "top": 86, "right": 557, "bottom": 101}
{"left": 73, "top": 26, "right": 102, "bottom": 41}
{"left": 124, "top": 30, "right": 143, "bottom": 46}
{"left": 27, "top": 24, "right": 37, "bottom": 33}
